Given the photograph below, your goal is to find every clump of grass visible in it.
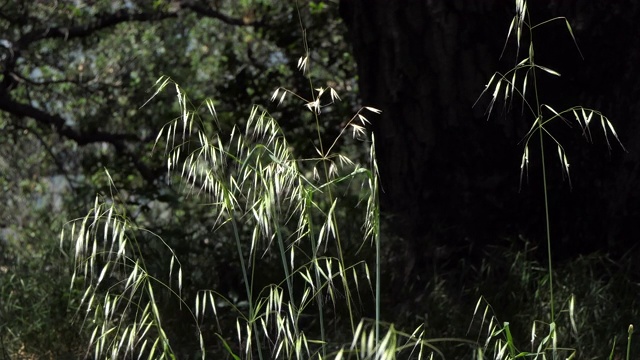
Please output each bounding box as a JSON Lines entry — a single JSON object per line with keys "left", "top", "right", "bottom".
{"left": 62, "top": 82, "right": 382, "bottom": 360}
{"left": 59, "top": 11, "right": 457, "bottom": 357}
{"left": 466, "top": 244, "right": 640, "bottom": 359}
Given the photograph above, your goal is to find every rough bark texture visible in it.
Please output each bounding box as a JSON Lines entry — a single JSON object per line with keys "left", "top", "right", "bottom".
{"left": 340, "top": 0, "right": 640, "bottom": 277}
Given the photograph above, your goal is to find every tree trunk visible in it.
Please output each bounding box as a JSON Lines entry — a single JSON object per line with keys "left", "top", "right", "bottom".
{"left": 340, "top": 1, "right": 518, "bottom": 269}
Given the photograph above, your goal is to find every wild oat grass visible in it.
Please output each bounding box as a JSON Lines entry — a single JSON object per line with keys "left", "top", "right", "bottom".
{"left": 59, "top": 15, "right": 432, "bottom": 357}
{"left": 475, "top": 0, "right": 627, "bottom": 359}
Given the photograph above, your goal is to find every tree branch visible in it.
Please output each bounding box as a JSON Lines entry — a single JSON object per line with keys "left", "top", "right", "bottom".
{"left": 0, "top": 89, "right": 164, "bottom": 183}
{"left": 16, "top": 4, "right": 263, "bottom": 48}
{"left": 0, "top": 91, "right": 137, "bottom": 145}
{"left": 0, "top": 2, "right": 260, "bottom": 184}
{"left": 16, "top": 9, "right": 177, "bottom": 47}
{"left": 182, "top": 2, "right": 266, "bottom": 27}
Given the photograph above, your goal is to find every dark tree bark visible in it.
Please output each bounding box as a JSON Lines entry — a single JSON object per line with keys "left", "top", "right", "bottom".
{"left": 340, "top": 0, "right": 640, "bottom": 276}
{"left": 339, "top": 1, "right": 519, "bottom": 271}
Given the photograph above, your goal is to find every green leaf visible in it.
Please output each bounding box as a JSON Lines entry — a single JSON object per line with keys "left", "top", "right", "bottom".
{"left": 216, "top": 334, "right": 241, "bottom": 360}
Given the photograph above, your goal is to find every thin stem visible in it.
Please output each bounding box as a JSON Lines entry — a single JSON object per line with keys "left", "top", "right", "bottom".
{"left": 275, "top": 223, "right": 298, "bottom": 336}
{"left": 538, "top": 124, "right": 555, "bottom": 323}
{"left": 626, "top": 324, "right": 634, "bottom": 360}
{"left": 369, "top": 137, "right": 381, "bottom": 347}
{"left": 375, "top": 186, "right": 381, "bottom": 346}
{"left": 231, "top": 214, "right": 263, "bottom": 360}
{"left": 304, "top": 191, "right": 326, "bottom": 358}
{"left": 527, "top": 6, "right": 555, "bottom": 326}
{"left": 297, "top": 15, "right": 358, "bottom": 348}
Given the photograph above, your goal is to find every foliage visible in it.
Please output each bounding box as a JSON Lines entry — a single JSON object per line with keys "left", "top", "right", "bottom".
{"left": 0, "top": 111, "right": 86, "bottom": 358}
{"left": 0, "top": 0, "right": 358, "bottom": 356}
